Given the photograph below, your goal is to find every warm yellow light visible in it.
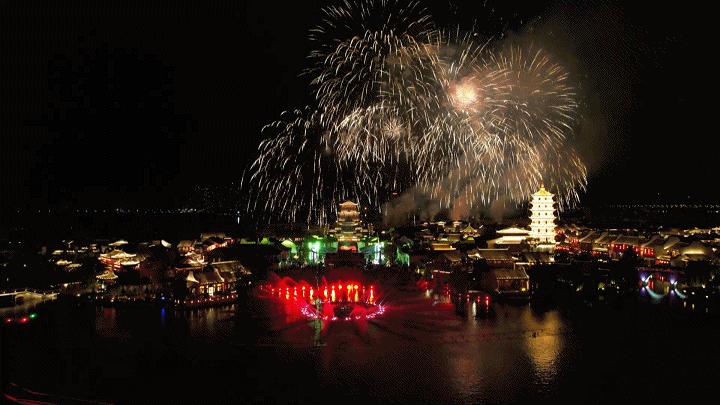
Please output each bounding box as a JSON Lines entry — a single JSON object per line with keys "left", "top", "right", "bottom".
{"left": 454, "top": 84, "right": 477, "bottom": 106}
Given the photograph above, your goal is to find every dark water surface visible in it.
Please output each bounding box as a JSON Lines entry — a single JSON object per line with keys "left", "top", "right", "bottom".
{"left": 2, "top": 291, "right": 719, "bottom": 404}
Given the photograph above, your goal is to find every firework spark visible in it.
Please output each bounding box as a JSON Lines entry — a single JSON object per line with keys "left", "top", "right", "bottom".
{"left": 245, "top": 0, "right": 587, "bottom": 224}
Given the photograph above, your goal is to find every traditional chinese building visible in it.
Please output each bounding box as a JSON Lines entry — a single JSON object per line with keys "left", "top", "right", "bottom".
{"left": 99, "top": 249, "right": 140, "bottom": 272}
{"left": 336, "top": 201, "right": 361, "bottom": 244}
{"left": 184, "top": 267, "right": 239, "bottom": 297}
{"left": 487, "top": 227, "right": 530, "bottom": 250}
{"left": 529, "top": 184, "right": 557, "bottom": 247}
{"left": 461, "top": 224, "right": 480, "bottom": 238}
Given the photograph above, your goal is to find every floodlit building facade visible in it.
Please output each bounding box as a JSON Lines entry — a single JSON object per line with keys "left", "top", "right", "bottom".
{"left": 529, "top": 184, "right": 557, "bottom": 246}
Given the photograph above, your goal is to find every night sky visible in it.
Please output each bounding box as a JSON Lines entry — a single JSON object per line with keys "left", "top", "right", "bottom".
{"left": 0, "top": 0, "right": 714, "bottom": 213}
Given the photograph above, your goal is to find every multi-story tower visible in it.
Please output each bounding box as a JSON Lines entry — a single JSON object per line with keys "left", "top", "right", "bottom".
{"left": 529, "top": 184, "right": 557, "bottom": 244}
{"left": 337, "top": 201, "right": 360, "bottom": 242}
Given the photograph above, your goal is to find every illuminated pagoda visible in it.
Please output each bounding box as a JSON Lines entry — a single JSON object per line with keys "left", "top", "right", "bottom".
{"left": 321, "top": 200, "right": 388, "bottom": 266}
{"left": 529, "top": 184, "right": 557, "bottom": 250}
{"left": 335, "top": 200, "right": 363, "bottom": 252}
{"left": 461, "top": 224, "right": 480, "bottom": 238}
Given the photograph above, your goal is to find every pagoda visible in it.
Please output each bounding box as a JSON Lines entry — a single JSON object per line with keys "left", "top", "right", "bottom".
{"left": 337, "top": 200, "right": 361, "bottom": 243}
{"left": 529, "top": 184, "right": 557, "bottom": 245}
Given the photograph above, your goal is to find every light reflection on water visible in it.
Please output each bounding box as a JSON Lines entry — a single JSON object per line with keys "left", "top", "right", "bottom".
{"left": 4, "top": 290, "right": 720, "bottom": 403}
{"left": 435, "top": 303, "right": 568, "bottom": 403}
{"left": 522, "top": 310, "right": 563, "bottom": 385}
{"left": 255, "top": 291, "right": 576, "bottom": 403}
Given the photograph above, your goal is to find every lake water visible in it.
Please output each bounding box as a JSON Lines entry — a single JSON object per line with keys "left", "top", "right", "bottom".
{"left": 2, "top": 289, "right": 719, "bottom": 404}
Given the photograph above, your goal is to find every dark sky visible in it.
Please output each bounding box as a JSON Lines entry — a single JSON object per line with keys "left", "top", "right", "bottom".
{"left": 0, "top": 0, "right": 714, "bottom": 213}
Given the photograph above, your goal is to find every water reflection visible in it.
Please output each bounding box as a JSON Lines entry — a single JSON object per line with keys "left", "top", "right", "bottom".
{"left": 6, "top": 289, "right": 719, "bottom": 404}
{"left": 95, "top": 306, "right": 120, "bottom": 338}
{"left": 88, "top": 295, "right": 571, "bottom": 402}
{"left": 521, "top": 309, "right": 563, "bottom": 385}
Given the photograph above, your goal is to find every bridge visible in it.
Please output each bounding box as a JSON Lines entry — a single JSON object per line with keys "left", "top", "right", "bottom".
{"left": 637, "top": 267, "right": 684, "bottom": 283}
{"left": 0, "top": 288, "right": 58, "bottom": 307}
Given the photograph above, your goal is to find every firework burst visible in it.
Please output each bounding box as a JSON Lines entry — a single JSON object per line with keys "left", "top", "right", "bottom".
{"left": 245, "top": 0, "right": 587, "bottom": 224}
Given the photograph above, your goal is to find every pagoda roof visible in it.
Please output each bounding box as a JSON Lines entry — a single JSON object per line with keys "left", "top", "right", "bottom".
{"left": 492, "top": 268, "right": 529, "bottom": 280}
{"left": 488, "top": 236, "right": 526, "bottom": 245}
{"left": 641, "top": 235, "right": 665, "bottom": 248}
{"left": 280, "top": 239, "right": 297, "bottom": 249}
{"left": 497, "top": 226, "right": 530, "bottom": 235}
{"left": 578, "top": 231, "right": 602, "bottom": 243}
{"left": 177, "top": 261, "right": 203, "bottom": 270}
{"left": 522, "top": 252, "right": 553, "bottom": 264}
{"left": 218, "top": 269, "right": 238, "bottom": 282}
{"left": 680, "top": 241, "right": 713, "bottom": 256}
{"left": 662, "top": 237, "right": 682, "bottom": 250}
{"left": 100, "top": 250, "right": 135, "bottom": 260}
{"left": 339, "top": 200, "right": 358, "bottom": 206}
{"left": 532, "top": 185, "right": 554, "bottom": 197}
{"left": 594, "top": 232, "right": 617, "bottom": 244}
{"left": 96, "top": 271, "right": 118, "bottom": 280}
{"left": 196, "top": 269, "right": 224, "bottom": 284}
{"left": 441, "top": 251, "right": 464, "bottom": 263}
{"left": 612, "top": 235, "right": 644, "bottom": 246}
{"left": 469, "top": 248, "right": 513, "bottom": 262}
{"left": 430, "top": 242, "right": 455, "bottom": 251}
{"left": 186, "top": 270, "right": 199, "bottom": 284}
